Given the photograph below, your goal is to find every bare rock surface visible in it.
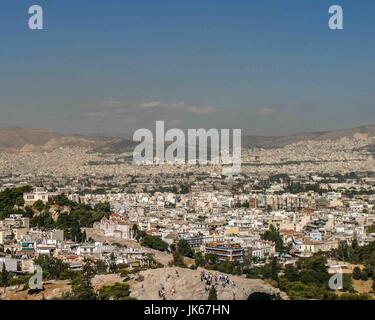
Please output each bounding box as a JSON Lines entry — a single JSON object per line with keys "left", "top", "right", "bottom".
{"left": 129, "top": 267, "right": 288, "bottom": 300}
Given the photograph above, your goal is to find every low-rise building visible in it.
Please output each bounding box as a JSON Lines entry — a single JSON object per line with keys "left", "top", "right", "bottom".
{"left": 205, "top": 242, "right": 244, "bottom": 262}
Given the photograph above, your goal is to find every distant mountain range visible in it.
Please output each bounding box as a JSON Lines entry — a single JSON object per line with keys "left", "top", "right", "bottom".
{"left": 0, "top": 127, "right": 135, "bottom": 153}
{"left": 242, "top": 124, "right": 375, "bottom": 148}
{"left": 0, "top": 124, "right": 374, "bottom": 153}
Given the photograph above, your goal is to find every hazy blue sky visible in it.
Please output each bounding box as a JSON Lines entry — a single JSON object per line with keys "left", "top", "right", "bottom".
{"left": 0, "top": 0, "right": 374, "bottom": 137}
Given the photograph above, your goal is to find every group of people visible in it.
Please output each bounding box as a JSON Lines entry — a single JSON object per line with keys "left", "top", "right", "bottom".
{"left": 200, "top": 271, "right": 235, "bottom": 292}
{"left": 157, "top": 270, "right": 236, "bottom": 299}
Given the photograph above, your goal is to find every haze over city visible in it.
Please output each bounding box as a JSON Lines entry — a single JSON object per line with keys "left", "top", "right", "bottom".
{"left": 1, "top": 0, "right": 375, "bottom": 137}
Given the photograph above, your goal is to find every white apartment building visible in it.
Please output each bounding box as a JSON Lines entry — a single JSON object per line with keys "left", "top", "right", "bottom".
{"left": 23, "top": 187, "right": 51, "bottom": 205}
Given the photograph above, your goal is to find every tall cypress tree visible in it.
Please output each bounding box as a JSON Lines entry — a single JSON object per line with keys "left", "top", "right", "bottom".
{"left": 208, "top": 286, "right": 218, "bottom": 300}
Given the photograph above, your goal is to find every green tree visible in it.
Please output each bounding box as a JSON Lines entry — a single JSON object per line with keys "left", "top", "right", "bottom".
{"left": 261, "top": 225, "right": 284, "bottom": 252}
{"left": 352, "top": 267, "right": 362, "bottom": 280}
{"left": 364, "top": 266, "right": 375, "bottom": 278}
{"left": 98, "top": 283, "right": 134, "bottom": 300}
{"left": 208, "top": 286, "right": 218, "bottom": 300}
{"left": 95, "top": 260, "right": 108, "bottom": 274}
{"left": 94, "top": 202, "right": 111, "bottom": 215}
{"left": 15, "top": 197, "right": 25, "bottom": 207}
{"left": 342, "top": 274, "right": 354, "bottom": 292}
{"left": 68, "top": 259, "right": 97, "bottom": 300}
{"left": 215, "top": 260, "right": 242, "bottom": 275}
{"left": 31, "top": 211, "right": 55, "bottom": 230}
{"left": 179, "top": 184, "right": 189, "bottom": 194}
{"left": 56, "top": 212, "right": 85, "bottom": 242}
{"left": 351, "top": 238, "right": 359, "bottom": 250}
{"left": 339, "top": 293, "right": 371, "bottom": 300}
{"left": 69, "top": 274, "right": 97, "bottom": 300}
{"left": 172, "top": 251, "right": 186, "bottom": 267}
{"left": 108, "top": 253, "right": 118, "bottom": 273}
{"left": 0, "top": 186, "right": 32, "bottom": 220}
{"left": 23, "top": 206, "right": 33, "bottom": 218}
{"left": 177, "top": 239, "right": 193, "bottom": 258}
{"left": 82, "top": 258, "right": 97, "bottom": 278}
{"left": 33, "top": 200, "right": 45, "bottom": 212}
{"left": 205, "top": 254, "right": 218, "bottom": 265}
{"left": 0, "top": 263, "right": 11, "bottom": 288}
{"left": 284, "top": 264, "right": 300, "bottom": 282}
{"left": 360, "top": 270, "right": 368, "bottom": 281}
{"left": 141, "top": 235, "right": 168, "bottom": 251}
{"left": 194, "top": 251, "right": 206, "bottom": 267}
{"left": 51, "top": 194, "right": 72, "bottom": 206}
{"left": 132, "top": 224, "right": 141, "bottom": 240}
{"left": 296, "top": 254, "right": 330, "bottom": 287}
{"left": 334, "top": 242, "right": 350, "bottom": 261}
{"left": 34, "top": 255, "right": 69, "bottom": 280}
{"left": 270, "top": 257, "right": 279, "bottom": 282}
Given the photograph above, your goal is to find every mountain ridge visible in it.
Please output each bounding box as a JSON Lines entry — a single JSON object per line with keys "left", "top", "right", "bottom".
{"left": 0, "top": 127, "right": 134, "bottom": 153}
{"left": 243, "top": 124, "right": 375, "bottom": 148}
{"left": 0, "top": 124, "right": 374, "bottom": 153}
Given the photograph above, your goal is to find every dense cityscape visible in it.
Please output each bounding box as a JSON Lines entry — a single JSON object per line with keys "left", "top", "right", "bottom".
{"left": 1, "top": 133, "right": 375, "bottom": 300}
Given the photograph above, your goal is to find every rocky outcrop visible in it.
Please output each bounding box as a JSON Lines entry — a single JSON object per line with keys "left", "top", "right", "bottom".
{"left": 130, "top": 267, "right": 288, "bottom": 300}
